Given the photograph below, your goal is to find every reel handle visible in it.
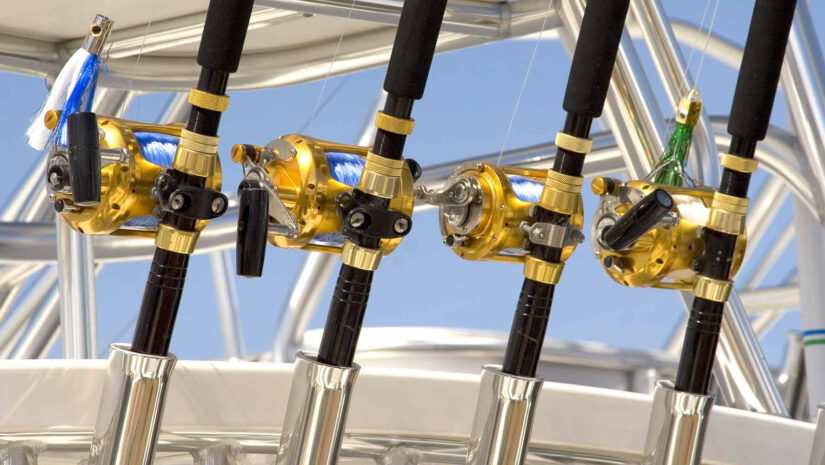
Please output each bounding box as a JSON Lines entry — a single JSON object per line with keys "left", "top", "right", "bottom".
{"left": 383, "top": 0, "right": 449, "bottom": 100}
{"left": 563, "top": 0, "right": 631, "bottom": 119}
{"left": 236, "top": 179, "right": 269, "bottom": 278}
{"left": 728, "top": 0, "right": 797, "bottom": 141}
{"left": 66, "top": 112, "right": 101, "bottom": 206}
{"left": 601, "top": 189, "right": 673, "bottom": 251}
{"left": 197, "top": 0, "right": 255, "bottom": 73}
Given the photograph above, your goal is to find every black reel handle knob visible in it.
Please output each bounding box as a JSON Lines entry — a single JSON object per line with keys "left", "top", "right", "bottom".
{"left": 66, "top": 112, "right": 101, "bottom": 206}
{"left": 236, "top": 179, "right": 269, "bottom": 278}
{"left": 601, "top": 188, "right": 673, "bottom": 251}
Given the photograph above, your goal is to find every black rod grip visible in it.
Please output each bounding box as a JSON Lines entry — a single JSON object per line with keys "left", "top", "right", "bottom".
{"left": 502, "top": 278, "right": 554, "bottom": 378}
{"left": 236, "top": 180, "right": 269, "bottom": 278}
{"left": 727, "top": 0, "right": 797, "bottom": 141}
{"left": 562, "top": 0, "right": 631, "bottom": 118}
{"left": 197, "top": 0, "right": 255, "bottom": 73}
{"left": 601, "top": 189, "right": 673, "bottom": 251}
{"left": 66, "top": 112, "right": 101, "bottom": 206}
{"left": 316, "top": 264, "right": 373, "bottom": 367}
{"left": 383, "top": 0, "right": 449, "bottom": 100}
{"left": 132, "top": 249, "right": 189, "bottom": 355}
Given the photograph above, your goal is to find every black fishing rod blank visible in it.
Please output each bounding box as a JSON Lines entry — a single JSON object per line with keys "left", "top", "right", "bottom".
{"left": 673, "top": 0, "right": 797, "bottom": 396}
{"left": 84, "top": 3, "right": 255, "bottom": 465}
{"left": 228, "top": 2, "right": 447, "bottom": 465}
{"left": 643, "top": 1, "right": 797, "bottom": 464}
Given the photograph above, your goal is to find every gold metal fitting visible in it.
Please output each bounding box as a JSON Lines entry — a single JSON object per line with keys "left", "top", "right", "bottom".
{"left": 155, "top": 224, "right": 200, "bottom": 254}
{"left": 53, "top": 117, "right": 222, "bottom": 238}
{"left": 44, "top": 109, "right": 61, "bottom": 130}
{"left": 539, "top": 170, "right": 583, "bottom": 215}
{"left": 592, "top": 180, "right": 747, "bottom": 289}
{"left": 173, "top": 130, "right": 219, "bottom": 177}
{"left": 707, "top": 192, "right": 748, "bottom": 235}
{"left": 720, "top": 153, "right": 759, "bottom": 174}
{"left": 675, "top": 88, "right": 703, "bottom": 125}
{"left": 693, "top": 276, "right": 733, "bottom": 303}
{"left": 374, "top": 111, "right": 415, "bottom": 135}
{"left": 555, "top": 131, "right": 593, "bottom": 154}
{"left": 188, "top": 88, "right": 230, "bottom": 112}
{"left": 233, "top": 135, "right": 413, "bottom": 256}
{"left": 523, "top": 256, "right": 564, "bottom": 285}
{"left": 357, "top": 152, "right": 406, "bottom": 199}
{"left": 341, "top": 240, "right": 383, "bottom": 271}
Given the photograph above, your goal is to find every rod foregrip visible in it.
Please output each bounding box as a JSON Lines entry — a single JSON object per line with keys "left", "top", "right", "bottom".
{"left": 675, "top": 299, "right": 724, "bottom": 394}
{"left": 66, "top": 111, "right": 101, "bottom": 206}
{"left": 132, "top": 249, "right": 189, "bottom": 355}
{"left": 197, "top": 0, "right": 256, "bottom": 73}
{"left": 316, "top": 264, "right": 374, "bottom": 367}
{"left": 501, "top": 278, "right": 555, "bottom": 378}
{"left": 601, "top": 189, "right": 673, "bottom": 251}
{"left": 562, "top": 0, "right": 631, "bottom": 118}
{"left": 727, "top": 0, "right": 798, "bottom": 141}
{"left": 383, "top": 0, "right": 449, "bottom": 100}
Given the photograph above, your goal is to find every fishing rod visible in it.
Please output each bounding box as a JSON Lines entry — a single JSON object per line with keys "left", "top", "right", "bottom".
{"left": 416, "top": 1, "right": 630, "bottom": 463}
{"left": 32, "top": 2, "right": 255, "bottom": 464}
{"left": 231, "top": 0, "right": 447, "bottom": 463}
{"left": 637, "top": 1, "right": 798, "bottom": 464}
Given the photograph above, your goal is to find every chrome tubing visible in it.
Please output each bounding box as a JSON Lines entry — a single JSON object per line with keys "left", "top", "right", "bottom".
{"left": 467, "top": 366, "right": 543, "bottom": 465}
{"left": 0, "top": 444, "right": 39, "bottom": 465}
{"left": 643, "top": 381, "right": 713, "bottom": 465}
{"left": 811, "top": 404, "right": 825, "bottom": 465}
{"left": 88, "top": 344, "right": 177, "bottom": 465}
{"left": 275, "top": 352, "right": 360, "bottom": 465}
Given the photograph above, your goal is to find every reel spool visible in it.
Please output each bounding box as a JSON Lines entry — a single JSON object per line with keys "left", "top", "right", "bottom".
{"left": 420, "top": 162, "right": 584, "bottom": 263}
{"left": 590, "top": 178, "right": 747, "bottom": 289}
{"left": 232, "top": 134, "right": 415, "bottom": 255}
{"left": 45, "top": 113, "right": 222, "bottom": 238}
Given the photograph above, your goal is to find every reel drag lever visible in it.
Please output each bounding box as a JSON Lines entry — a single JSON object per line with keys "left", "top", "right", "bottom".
{"left": 65, "top": 112, "right": 101, "bottom": 206}
{"left": 236, "top": 178, "right": 270, "bottom": 278}
{"left": 600, "top": 188, "right": 673, "bottom": 251}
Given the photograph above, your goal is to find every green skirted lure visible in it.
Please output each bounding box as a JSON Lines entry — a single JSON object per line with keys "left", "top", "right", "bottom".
{"left": 649, "top": 88, "right": 703, "bottom": 186}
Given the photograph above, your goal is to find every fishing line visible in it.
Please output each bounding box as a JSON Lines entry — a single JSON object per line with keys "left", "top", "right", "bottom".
{"left": 118, "top": 0, "right": 157, "bottom": 117}
{"left": 297, "top": 74, "right": 352, "bottom": 133}
{"left": 302, "top": 0, "right": 359, "bottom": 132}
{"left": 496, "top": 0, "right": 555, "bottom": 166}
{"left": 693, "top": 0, "right": 721, "bottom": 86}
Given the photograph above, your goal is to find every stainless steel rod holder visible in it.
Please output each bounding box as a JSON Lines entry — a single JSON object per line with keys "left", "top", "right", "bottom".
{"left": 88, "top": 343, "right": 177, "bottom": 465}
{"left": 466, "top": 365, "right": 543, "bottom": 465}
{"left": 275, "top": 352, "right": 360, "bottom": 465}
{"left": 810, "top": 403, "right": 825, "bottom": 465}
{"left": 643, "top": 380, "right": 714, "bottom": 465}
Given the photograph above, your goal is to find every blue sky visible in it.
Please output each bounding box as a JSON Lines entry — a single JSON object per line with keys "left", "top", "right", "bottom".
{"left": 0, "top": 0, "right": 820, "bottom": 367}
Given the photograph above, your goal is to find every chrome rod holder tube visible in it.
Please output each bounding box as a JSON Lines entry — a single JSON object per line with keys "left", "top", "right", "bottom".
{"left": 466, "top": 366, "right": 543, "bottom": 465}
{"left": 88, "top": 343, "right": 177, "bottom": 465}
{"left": 643, "top": 381, "right": 714, "bottom": 465}
{"left": 810, "top": 403, "right": 825, "bottom": 465}
{"left": 275, "top": 352, "right": 360, "bottom": 465}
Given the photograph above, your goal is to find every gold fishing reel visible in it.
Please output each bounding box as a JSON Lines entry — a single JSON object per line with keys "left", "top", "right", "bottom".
{"left": 231, "top": 134, "right": 415, "bottom": 256}
{"left": 417, "top": 162, "right": 584, "bottom": 263}
{"left": 45, "top": 112, "right": 223, "bottom": 238}
{"left": 590, "top": 177, "right": 747, "bottom": 289}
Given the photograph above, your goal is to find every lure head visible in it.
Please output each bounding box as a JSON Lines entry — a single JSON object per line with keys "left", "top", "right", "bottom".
{"left": 421, "top": 162, "right": 584, "bottom": 263}
{"left": 590, "top": 177, "right": 746, "bottom": 289}
{"left": 46, "top": 114, "right": 222, "bottom": 237}
{"left": 676, "top": 88, "right": 703, "bottom": 126}
{"left": 231, "top": 134, "right": 414, "bottom": 255}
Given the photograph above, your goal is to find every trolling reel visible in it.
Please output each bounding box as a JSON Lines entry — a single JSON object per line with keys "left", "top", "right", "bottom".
{"left": 418, "top": 162, "right": 585, "bottom": 263}
{"left": 231, "top": 135, "right": 417, "bottom": 276}
{"left": 45, "top": 111, "right": 225, "bottom": 238}
{"left": 590, "top": 178, "right": 747, "bottom": 289}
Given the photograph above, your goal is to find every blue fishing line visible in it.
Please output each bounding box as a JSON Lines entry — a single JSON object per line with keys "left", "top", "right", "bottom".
{"left": 306, "top": 152, "right": 367, "bottom": 246}
{"left": 134, "top": 132, "right": 178, "bottom": 168}
{"left": 55, "top": 53, "right": 101, "bottom": 146}
{"left": 326, "top": 152, "right": 365, "bottom": 187}
{"left": 508, "top": 175, "right": 543, "bottom": 203}
{"left": 124, "top": 216, "right": 161, "bottom": 228}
